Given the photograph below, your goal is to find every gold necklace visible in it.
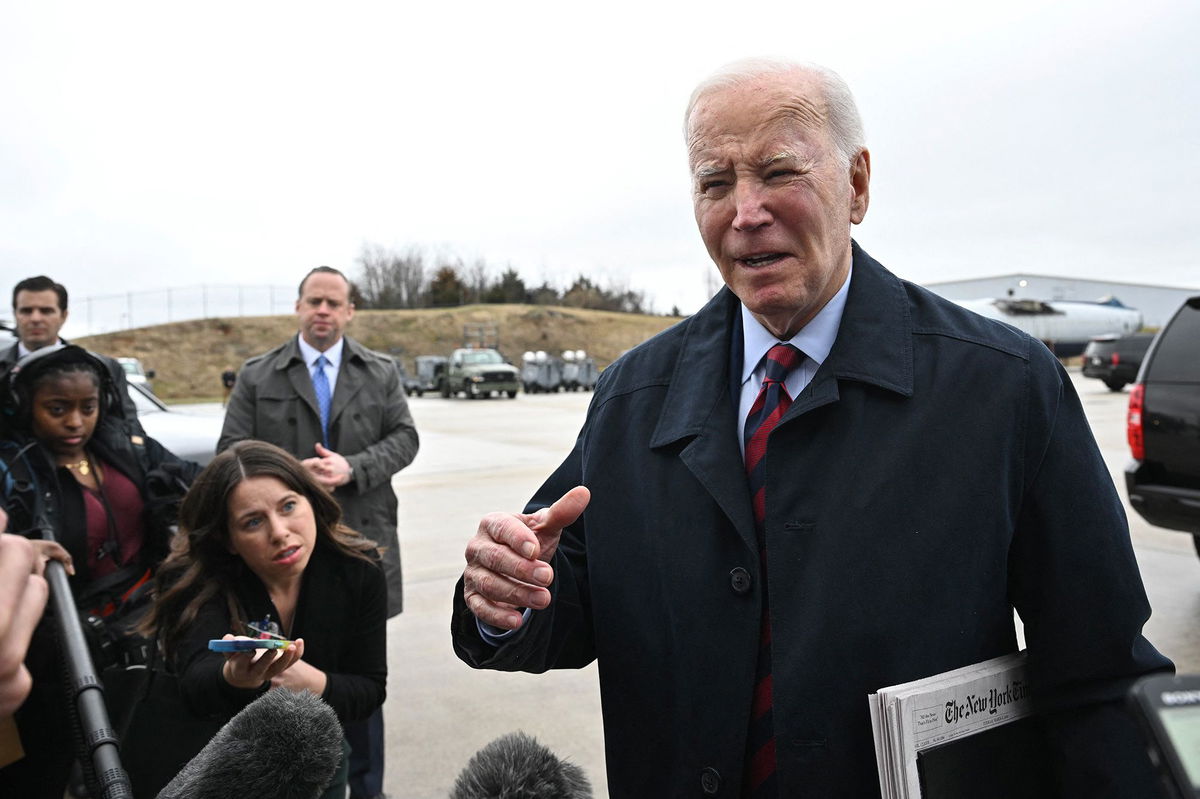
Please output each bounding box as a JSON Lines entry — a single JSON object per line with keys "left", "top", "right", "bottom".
{"left": 64, "top": 458, "right": 91, "bottom": 476}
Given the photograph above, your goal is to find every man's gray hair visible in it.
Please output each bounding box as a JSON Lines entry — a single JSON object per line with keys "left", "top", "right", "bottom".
{"left": 684, "top": 57, "right": 865, "bottom": 167}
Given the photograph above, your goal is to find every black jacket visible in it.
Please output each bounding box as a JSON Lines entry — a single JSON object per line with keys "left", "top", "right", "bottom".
{"left": 0, "top": 406, "right": 199, "bottom": 799}
{"left": 0, "top": 418, "right": 200, "bottom": 593}
{"left": 453, "top": 244, "right": 1172, "bottom": 798}
{"left": 173, "top": 538, "right": 388, "bottom": 726}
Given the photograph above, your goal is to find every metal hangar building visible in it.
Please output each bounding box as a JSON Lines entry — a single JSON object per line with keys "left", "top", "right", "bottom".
{"left": 923, "top": 274, "right": 1199, "bottom": 329}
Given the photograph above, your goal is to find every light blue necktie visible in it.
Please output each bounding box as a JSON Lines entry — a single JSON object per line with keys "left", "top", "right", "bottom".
{"left": 313, "top": 355, "right": 332, "bottom": 447}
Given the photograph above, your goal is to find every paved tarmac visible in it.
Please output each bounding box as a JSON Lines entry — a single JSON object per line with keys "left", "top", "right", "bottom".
{"left": 187, "top": 367, "right": 1199, "bottom": 798}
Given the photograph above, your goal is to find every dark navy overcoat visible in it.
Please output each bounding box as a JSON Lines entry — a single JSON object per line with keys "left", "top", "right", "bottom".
{"left": 453, "top": 244, "right": 1171, "bottom": 798}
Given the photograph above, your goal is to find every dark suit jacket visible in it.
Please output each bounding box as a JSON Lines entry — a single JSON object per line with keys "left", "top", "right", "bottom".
{"left": 219, "top": 334, "right": 418, "bottom": 616}
{"left": 452, "top": 244, "right": 1171, "bottom": 797}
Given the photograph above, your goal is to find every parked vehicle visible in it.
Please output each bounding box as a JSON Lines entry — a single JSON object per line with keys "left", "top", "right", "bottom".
{"left": 126, "top": 382, "right": 222, "bottom": 465}
{"left": 393, "top": 359, "right": 424, "bottom": 397}
{"left": 1082, "top": 333, "right": 1156, "bottom": 391}
{"left": 561, "top": 350, "right": 599, "bottom": 392}
{"left": 440, "top": 348, "right": 519, "bottom": 399}
{"left": 410, "top": 355, "right": 447, "bottom": 397}
{"left": 521, "top": 351, "right": 564, "bottom": 393}
{"left": 1125, "top": 296, "right": 1200, "bottom": 561}
{"left": 117, "top": 356, "right": 156, "bottom": 392}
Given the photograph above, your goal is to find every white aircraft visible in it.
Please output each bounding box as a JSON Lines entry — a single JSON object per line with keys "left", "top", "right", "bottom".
{"left": 953, "top": 296, "right": 1143, "bottom": 357}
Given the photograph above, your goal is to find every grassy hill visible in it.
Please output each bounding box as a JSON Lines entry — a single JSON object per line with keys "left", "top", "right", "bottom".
{"left": 77, "top": 304, "right": 685, "bottom": 402}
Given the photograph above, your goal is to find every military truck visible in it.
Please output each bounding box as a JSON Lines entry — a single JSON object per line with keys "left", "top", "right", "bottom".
{"left": 439, "top": 347, "right": 519, "bottom": 399}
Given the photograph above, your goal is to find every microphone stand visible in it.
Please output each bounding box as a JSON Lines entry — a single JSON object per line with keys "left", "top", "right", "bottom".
{"left": 43, "top": 539, "right": 134, "bottom": 799}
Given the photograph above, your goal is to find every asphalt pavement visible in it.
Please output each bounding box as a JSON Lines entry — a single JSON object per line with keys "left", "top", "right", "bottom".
{"left": 184, "top": 368, "right": 1199, "bottom": 798}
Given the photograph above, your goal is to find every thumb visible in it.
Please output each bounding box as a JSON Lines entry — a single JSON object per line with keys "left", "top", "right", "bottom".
{"left": 314, "top": 442, "right": 331, "bottom": 456}
{"left": 531, "top": 486, "right": 590, "bottom": 534}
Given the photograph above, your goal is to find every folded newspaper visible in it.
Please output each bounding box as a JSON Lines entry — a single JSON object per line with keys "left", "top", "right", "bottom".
{"left": 868, "top": 651, "right": 1039, "bottom": 799}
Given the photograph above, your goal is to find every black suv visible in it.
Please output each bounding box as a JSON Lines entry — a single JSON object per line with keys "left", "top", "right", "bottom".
{"left": 1082, "top": 333, "right": 1156, "bottom": 391}
{"left": 1125, "top": 296, "right": 1200, "bottom": 560}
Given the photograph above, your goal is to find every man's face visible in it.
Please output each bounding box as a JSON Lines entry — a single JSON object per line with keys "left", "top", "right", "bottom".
{"left": 688, "top": 72, "right": 870, "bottom": 339}
{"left": 14, "top": 289, "right": 68, "bottom": 350}
{"left": 296, "top": 272, "right": 354, "bottom": 351}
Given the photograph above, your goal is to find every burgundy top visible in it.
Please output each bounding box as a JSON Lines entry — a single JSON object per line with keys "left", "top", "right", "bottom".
{"left": 81, "top": 461, "right": 146, "bottom": 577}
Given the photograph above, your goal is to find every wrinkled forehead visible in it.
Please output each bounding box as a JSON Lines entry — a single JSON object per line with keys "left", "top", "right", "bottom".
{"left": 686, "top": 76, "right": 829, "bottom": 164}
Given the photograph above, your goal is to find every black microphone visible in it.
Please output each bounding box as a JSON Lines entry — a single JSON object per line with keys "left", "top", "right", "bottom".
{"left": 450, "top": 731, "right": 593, "bottom": 799}
{"left": 156, "top": 688, "right": 343, "bottom": 799}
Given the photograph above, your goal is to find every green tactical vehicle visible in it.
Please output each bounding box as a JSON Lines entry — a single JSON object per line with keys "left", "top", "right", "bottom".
{"left": 439, "top": 347, "right": 520, "bottom": 399}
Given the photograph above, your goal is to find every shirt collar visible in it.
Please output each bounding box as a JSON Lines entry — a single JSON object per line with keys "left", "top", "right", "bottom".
{"left": 17, "top": 338, "right": 65, "bottom": 360}
{"left": 297, "top": 335, "right": 345, "bottom": 370}
{"left": 739, "top": 263, "right": 852, "bottom": 385}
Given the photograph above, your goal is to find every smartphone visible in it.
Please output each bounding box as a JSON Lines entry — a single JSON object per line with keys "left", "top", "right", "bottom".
{"left": 1128, "top": 673, "right": 1200, "bottom": 799}
{"left": 208, "top": 638, "right": 293, "bottom": 652}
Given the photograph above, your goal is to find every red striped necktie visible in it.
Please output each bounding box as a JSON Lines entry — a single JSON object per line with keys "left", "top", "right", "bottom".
{"left": 742, "top": 342, "right": 804, "bottom": 797}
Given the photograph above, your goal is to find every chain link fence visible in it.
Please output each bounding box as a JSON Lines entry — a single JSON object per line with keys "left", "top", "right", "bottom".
{"left": 72, "top": 284, "right": 295, "bottom": 335}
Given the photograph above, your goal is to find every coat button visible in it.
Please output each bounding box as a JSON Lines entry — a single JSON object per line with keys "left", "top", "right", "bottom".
{"left": 729, "top": 567, "right": 752, "bottom": 595}
{"left": 700, "top": 767, "right": 721, "bottom": 795}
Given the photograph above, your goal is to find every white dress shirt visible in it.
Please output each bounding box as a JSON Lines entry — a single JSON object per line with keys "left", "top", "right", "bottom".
{"left": 736, "top": 266, "right": 852, "bottom": 459}
{"left": 297, "top": 335, "right": 345, "bottom": 394}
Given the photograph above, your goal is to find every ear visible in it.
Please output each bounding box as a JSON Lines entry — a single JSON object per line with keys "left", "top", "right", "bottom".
{"left": 849, "top": 148, "right": 871, "bottom": 225}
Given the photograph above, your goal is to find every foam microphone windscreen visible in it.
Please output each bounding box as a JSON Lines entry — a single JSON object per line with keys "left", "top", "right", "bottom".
{"left": 156, "top": 688, "right": 343, "bottom": 799}
{"left": 450, "top": 731, "right": 593, "bottom": 799}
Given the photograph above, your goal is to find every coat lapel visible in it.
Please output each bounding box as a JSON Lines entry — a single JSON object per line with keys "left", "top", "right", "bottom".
{"left": 277, "top": 336, "right": 323, "bottom": 422}
{"left": 777, "top": 243, "right": 915, "bottom": 426}
{"left": 650, "top": 289, "right": 759, "bottom": 556}
{"left": 328, "top": 337, "right": 366, "bottom": 432}
{"left": 643, "top": 244, "right": 916, "bottom": 556}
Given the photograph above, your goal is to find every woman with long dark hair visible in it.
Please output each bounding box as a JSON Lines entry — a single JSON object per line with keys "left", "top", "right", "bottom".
{"left": 144, "top": 439, "right": 388, "bottom": 798}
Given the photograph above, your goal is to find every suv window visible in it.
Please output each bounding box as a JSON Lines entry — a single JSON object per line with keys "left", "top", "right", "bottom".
{"left": 1084, "top": 338, "right": 1117, "bottom": 359}
{"left": 1144, "top": 299, "right": 1200, "bottom": 383}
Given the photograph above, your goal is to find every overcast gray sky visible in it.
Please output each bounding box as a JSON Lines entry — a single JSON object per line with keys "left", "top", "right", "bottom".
{"left": 2, "top": 0, "right": 1196, "bottom": 331}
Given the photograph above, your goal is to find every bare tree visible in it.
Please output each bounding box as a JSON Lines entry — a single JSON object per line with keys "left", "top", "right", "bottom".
{"left": 394, "top": 246, "right": 428, "bottom": 308}
{"left": 354, "top": 243, "right": 651, "bottom": 313}
{"left": 355, "top": 243, "right": 428, "bottom": 308}
{"left": 464, "top": 257, "right": 490, "bottom": 305}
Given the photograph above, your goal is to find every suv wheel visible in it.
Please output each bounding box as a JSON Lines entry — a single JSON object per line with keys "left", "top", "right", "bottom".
{"left": 1104, "top": 379, "right": 1126, "bottom": 392}
{"left": 439, "top": 380, "right": 451, "bottom": 399}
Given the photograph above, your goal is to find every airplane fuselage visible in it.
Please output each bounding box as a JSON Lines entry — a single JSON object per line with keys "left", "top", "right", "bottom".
{"left": 953, "top": 298, "right": 1143, "bottom": 357}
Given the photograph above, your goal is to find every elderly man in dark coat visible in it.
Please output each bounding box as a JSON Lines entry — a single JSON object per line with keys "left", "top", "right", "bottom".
{"left": 451, "top": 59, "right": 1172, "bottom": 798}
{"left": 219, "top": 265, "right": 417, "bottom": 799}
